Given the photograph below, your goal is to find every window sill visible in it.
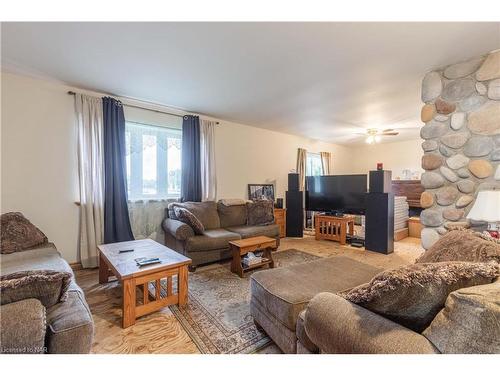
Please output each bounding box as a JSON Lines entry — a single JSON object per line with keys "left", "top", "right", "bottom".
{"left": 128, "top": 198, "right": 180, "bottom": 204}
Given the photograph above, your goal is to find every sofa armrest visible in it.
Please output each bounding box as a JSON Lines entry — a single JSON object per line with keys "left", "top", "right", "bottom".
{"left": 0, "top": 298, "right": 47, "bottom": 354}
{"left": 304, "top": 292, "right": 440, "bottom": 354}
{"left": 162, "top": 218, "right": 195, "bottom": 241}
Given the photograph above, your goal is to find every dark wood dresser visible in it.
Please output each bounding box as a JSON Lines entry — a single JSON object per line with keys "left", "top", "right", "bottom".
{"left": 391, "top": 180, "right": 424, "bottom": 208}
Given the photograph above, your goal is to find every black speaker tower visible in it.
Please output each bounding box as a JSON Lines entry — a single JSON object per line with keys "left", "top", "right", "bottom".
{"left": 365, "top": 170, "right": 394, "bottom": 254}
{"left": 369, "top": 170, "right": 392, "bottom": 193}
{"left": 288, "top": 173, "right": 300, "bottom": 191}
{"left": 286, "top": 173, "right": 303, "bottom": 237}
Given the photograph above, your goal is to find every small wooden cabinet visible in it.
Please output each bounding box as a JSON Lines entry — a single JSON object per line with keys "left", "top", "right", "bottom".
{"left": 408, "top": 216, "right": 423, "bottom": 238}
{"left": 274, "top": 208, "right": 286, "bottom": 238}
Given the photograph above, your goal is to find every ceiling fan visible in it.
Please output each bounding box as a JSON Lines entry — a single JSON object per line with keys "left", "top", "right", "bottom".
{"left": 356, "top": 128, "right": 400, "bottom": 144}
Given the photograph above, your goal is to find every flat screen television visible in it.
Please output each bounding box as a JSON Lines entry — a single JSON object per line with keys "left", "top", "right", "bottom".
{"left": 305, "top": 174, "right": 367, "bottom": 214}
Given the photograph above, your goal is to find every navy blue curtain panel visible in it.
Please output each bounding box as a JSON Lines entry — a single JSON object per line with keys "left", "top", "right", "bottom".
{"left": 181, "top": 115, "right": 202, "bottom": 202}
{"left": 102, "top": 97, "right": 134, "bottom": 243}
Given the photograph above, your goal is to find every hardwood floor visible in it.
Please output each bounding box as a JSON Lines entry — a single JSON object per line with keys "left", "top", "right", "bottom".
{"left": 76, "top": 235, "right": 423, "bottom": 354}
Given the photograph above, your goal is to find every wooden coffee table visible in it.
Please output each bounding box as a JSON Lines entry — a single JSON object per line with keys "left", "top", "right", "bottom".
{"left": 97, "top": 239, "right": 192, "bottom": 328}
{"left": 229, "top": 236, "right": 277, "bottom": 278}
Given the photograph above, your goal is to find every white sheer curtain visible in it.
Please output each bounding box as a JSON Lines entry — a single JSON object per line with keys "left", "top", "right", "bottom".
{"left": 200, "top": 119, "right": 217, "bottom": 201}
{"left": 320, "top": 151, "right": 332, "bottom": 175}
{"left": 75, "top": 94, "right": 104, "bottom": 268}
{"left": 297, "top": 148, "right": 307, "bottom": 191}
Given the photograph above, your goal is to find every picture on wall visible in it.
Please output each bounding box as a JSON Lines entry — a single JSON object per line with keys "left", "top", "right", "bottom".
{"left": 248, "top": 184, "right": 275, "bottom": 202}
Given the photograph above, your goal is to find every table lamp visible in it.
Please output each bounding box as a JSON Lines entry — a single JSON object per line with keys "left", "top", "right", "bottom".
{"left": 466, "top": 190, "right": 500, "bottom": 238}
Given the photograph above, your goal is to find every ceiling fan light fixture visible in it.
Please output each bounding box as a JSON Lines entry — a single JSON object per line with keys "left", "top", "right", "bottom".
{"left": 375, "top": 135, "right": 382, "bottom": 143}
{"left": 366, "top": 135, "right": 375, "bottom": 144}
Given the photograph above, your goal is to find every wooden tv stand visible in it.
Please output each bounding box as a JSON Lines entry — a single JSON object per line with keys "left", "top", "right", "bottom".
{"left": 315, "top": 214, "right": 355, "bottom": 245}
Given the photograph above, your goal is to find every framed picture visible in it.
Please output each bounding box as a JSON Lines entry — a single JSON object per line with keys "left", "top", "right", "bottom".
{"left": 248, "top": 184, "right": 275, "bottom": 202}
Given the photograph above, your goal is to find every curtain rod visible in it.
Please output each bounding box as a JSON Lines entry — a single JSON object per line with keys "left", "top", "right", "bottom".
{"left": 67, "top": 91, "right": 219, "bottom": 124}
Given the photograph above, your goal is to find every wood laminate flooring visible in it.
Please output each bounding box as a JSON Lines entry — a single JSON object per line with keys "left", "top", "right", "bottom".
{"left": 76, "top": 235, "right": 423, "bottom": 354}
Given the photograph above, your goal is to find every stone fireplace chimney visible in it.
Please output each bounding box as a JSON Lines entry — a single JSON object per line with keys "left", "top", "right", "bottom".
{"left": 420, "top": 49, "right": 500, "bottom": 249}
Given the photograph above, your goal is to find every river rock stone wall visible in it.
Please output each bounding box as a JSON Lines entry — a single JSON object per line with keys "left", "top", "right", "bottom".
{"left": 420, "top": 49, "right": 500, "bottom": 249}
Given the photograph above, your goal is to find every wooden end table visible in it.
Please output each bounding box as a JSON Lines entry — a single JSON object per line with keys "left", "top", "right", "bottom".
{"left": 97, "top": 239, "right": 192, "bottom": 328}
{"left": 229, "top": 236, "right": 277, "bottom": 278}
{"left": 315, "top": 215, "right": 355, "bottom": 245}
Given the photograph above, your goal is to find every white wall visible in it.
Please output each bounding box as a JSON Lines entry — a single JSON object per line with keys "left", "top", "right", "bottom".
{"left": 1, "top": 71, "right": 353, "bottom": 263}
{"left": 349, "top": 139, "right": 423, "bottom": 180}
{"left": 1, "top": 72, "right": 80, "bottom": 262}
{"left": 216, "top": 122, "right": 352, "bottom": 200}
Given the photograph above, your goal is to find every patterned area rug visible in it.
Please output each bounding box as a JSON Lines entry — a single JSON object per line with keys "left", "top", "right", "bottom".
{"left": 169, "top": 249, "right": 319, "bottom": 354}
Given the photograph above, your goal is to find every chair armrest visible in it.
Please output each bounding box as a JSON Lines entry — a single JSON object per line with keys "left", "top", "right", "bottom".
{"left": 0, "top": 299, "right": 47, "bottom": 353}
{"left": 304, "top": 292, "right": 440, "bottom": 354}
{"left": 162, "top": 218, "right": 195, "bottom": 241}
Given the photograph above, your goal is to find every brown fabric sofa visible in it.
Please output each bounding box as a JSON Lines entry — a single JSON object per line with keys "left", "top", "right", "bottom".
{"left": 303, "top": 292, "right": 440, "bottom": 353}
{"left": 0, "top": 243, "right": 94, "bottom": 354}
{"left": 250, "top": 256, "right": 383, "bottom": 353}
{"left": 251, "top": 254, "right": 500, "bottom": 354}
{"left": 162, "top": 201, "right": 280, "bottom": 268}
{"left": 297, "top": 231, "right": 500, "bottom": 354}
{"left": 302, "top": 277, "right": 500, "bottom": 354}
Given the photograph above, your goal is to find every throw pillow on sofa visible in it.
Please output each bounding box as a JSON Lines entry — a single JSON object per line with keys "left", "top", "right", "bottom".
{"left": 416, "top": 229, "right": 500, "bottom": 264}
{"left": 0, "top": 212, "right": 48, "bottom": 254}
{"left": 168, "top": 201, "right": 221, "bottom": 229}
{"left": 174, "top": 207, "right": 205, "bottom": 234}
{"left": 339, "top": 261, "right": 499, "bottom": 332}
{"left": 246, "top": 200, "right": 274, "bottom": 226}
{"left": 1, "top": 270, "right": 72, "bottom": 308}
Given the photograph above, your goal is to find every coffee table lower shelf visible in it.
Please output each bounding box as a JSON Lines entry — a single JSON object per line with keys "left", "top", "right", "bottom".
{"left": 241, "top": 258, "right": 273, "bottom": 272}
{"left": 229, "top": 236, "right": 278, "bottom": 278}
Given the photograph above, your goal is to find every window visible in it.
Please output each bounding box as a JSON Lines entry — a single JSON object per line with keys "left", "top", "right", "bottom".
{"left": 125, "top": 122, "right": 182, "bottom": 200}
{"left": 306, "top": 152, "right": 323, "bottom": 176}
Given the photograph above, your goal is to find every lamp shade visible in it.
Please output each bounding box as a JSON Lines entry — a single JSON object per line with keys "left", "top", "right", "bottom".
{"left": 466, "top": 190, "right": 500, "bottom": 222}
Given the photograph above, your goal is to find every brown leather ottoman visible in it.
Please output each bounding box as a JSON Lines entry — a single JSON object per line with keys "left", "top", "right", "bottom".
{"left": 250, "top": 256, "right": 382, "bottom": 353}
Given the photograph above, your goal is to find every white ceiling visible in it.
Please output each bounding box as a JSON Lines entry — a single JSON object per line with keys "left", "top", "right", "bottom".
{"left": 2, "top": 22, "right": 499, "bottom": 145}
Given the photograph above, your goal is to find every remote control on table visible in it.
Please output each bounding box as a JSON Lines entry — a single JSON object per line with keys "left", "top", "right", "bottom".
{"left": 135, "top": 257, "right": 161, "bottom": 266}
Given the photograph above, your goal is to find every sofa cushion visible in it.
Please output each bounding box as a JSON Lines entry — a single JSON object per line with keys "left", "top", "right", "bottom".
{"left": 0, "top": 245, "right": 81, "bottom": 296}
{"left": 0, "top": 298, "right": 47, "bottom": 354}
{"left": 185, "top": 229, "right": 241, "bottom": 253}
{"left": 416, "top": 229, "right": 500, "bottom": 264}
{"left": 250, "top": 256, "right": 382, "bottom": 330}
{"left": 0, "top": 245, "right": 74, "bottom": 276}
{"left": 341, "top": 261, "right": 499, "bottom": 332}
{"left": 246, "top": 201, "right": 274, "bottom": 226}
{"left": 168, "top": 201, "right": 220, "bottom": 229}
{"left": 226, "top": 224, "right": 280, "bottom": 239}
{"left": 1, "top": 270, "right": 72, "bottom": 308}
{"left": 217, "top": 203, "right": 247, "bottom": 228}
{"left": 46, "top": 288, "right": 94, "bottom": 354}
{"left": 422, "top": 279, "right": 500, "bottom": 353}
{"left": 1, "top": 212, "right": 48, "bottom": 254}
{"left": 174, "top": 207, "right": 205, "bottom": 234}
